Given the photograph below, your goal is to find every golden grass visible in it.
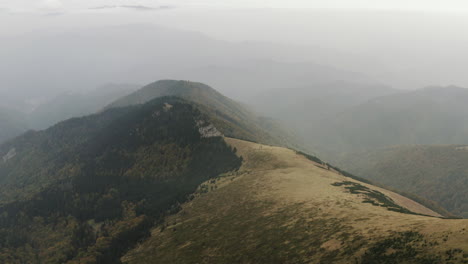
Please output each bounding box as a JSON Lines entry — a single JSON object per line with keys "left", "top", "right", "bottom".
{"left": 122, "top": 137, "right": 468, "bottom": 264}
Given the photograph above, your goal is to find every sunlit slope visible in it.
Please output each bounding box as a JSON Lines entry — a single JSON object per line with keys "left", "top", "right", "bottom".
{"left": 123, "top": 138, "right": 467, "bottom": 264}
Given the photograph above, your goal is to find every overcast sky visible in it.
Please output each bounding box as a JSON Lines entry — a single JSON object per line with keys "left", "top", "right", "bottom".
{"left": 2, "top": 0, "right": 468, "bottom": 95}
{"left": 3, "top": 0, "right": 468, "bottom": 13}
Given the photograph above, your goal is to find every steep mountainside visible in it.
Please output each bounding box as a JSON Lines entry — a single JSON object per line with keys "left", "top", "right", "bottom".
{"left": 309, "top": 86, "right": 468, "bottom": 157}
{"left": 122, "top": 138, "right": 468, "bottom": 264}
{"left": 0, "top": 97, "right": 241, "bottom": 263}
{"left": 338, "top": 145, "right": 468, "bottom": 218}
{"left": 106, "top": 80, "right": 298, "bottom": 149}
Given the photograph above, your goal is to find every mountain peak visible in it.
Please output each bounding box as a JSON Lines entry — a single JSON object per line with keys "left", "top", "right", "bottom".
{"left": 105, "top": 79, "right": 223, "bottom": 110}
{"left": 105, "top": 80, "right": 298, "bottom": 148}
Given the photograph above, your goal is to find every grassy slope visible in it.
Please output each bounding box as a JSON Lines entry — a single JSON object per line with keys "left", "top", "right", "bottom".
{"left": 338, "top": 145, "right": 468, "bottom": 218}
{"left": 122, "top": 138, "right": 468, "bottom": 264}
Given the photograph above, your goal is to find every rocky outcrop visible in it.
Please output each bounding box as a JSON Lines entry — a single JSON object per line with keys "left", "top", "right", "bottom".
{"left": 196, "top": 120, "right": 223, "bottom": 138}
{"left": 2, "top": 148, "right": 16, "bottom": 163}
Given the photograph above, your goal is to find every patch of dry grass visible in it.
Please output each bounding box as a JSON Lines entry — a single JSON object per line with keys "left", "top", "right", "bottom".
{"left": 122, "top": 138, "right": 468, "bottom": 264}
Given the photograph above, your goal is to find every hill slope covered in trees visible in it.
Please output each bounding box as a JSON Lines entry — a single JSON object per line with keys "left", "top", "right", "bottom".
{"left": 106, "top": 80, "right": 299, "bottom": 149}
{"left": 0, "top": 97, "right": 241, "bottom": 263}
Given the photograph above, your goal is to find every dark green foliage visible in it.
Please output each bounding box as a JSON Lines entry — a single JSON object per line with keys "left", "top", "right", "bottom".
{"left": 331, "top": 181, "right": 419, "bottom": 215}
{"left": 71, "top": 222, "right": 96, "bottom": 249}
{"left": 0, "top": 97, "right": 241, "bottom": 263}
{"left": 296, "top": 150, "right": 372, "bottom": 184}
{"left": 362, "top": 231, "right": 443, "bottom": 264}
{"left": 295, "top": 150, "right": 325, "bottom": 164}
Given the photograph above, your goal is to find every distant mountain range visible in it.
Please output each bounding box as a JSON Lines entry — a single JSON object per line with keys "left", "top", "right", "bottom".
{"left": 319, "top": 86, "right": 468, "bottom": 153}
{"left": 0, "top": 108, "right": 27, "bottom": 144}
{"left": 28, "top": 83, "right": 140, "bottom": 130}
{"left": 0, "top": 24, "right": 383, "bottom": 109}
{"left": 256, "top": 85, "right": 468, "bottom": 160}
{"left": 0, "top": 83, "right": 139, "bottom": 144}
{"left": 249, "top": 80, "right": 397, "bottom": 145}
{"left": 338, "top": 144, "right": 468, "bottom": 218}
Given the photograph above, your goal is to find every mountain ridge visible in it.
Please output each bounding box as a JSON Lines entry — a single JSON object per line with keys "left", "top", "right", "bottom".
{"left": 106, "top": 79, "right": 299, "bottom": 148}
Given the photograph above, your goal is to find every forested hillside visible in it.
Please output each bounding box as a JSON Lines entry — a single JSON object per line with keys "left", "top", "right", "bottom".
{"left": 107, "top": 80, "right": 298, "bottom": 149}
{"left": 0, "top": 97, "right": 241, "bottom": 263}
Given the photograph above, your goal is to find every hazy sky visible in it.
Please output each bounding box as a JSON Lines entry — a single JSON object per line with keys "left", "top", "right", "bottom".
{"left": 3, "top": 0, "right": 468, "bottom": 13}
{"left": 2, "top": 0, "right": 468, "bottom": 97}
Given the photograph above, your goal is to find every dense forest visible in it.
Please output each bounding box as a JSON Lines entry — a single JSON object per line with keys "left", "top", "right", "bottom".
{"left": 0, "top": 97, "right": 241, "bottom": 263}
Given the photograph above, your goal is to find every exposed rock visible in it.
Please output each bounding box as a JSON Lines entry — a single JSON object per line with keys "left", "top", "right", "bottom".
{"left": 196, "top": 120, "right": 223, "bottom": 138}
{"left": 2, "top": 148, "right": 16, "bottom": 163}
{"left": 163, "top": 103, "right": 173, "bottom": 112}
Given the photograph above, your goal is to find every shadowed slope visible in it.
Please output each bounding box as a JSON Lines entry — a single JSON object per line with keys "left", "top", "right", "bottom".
{"left": 0, "top": 97, "right": 241, "bottom": 263}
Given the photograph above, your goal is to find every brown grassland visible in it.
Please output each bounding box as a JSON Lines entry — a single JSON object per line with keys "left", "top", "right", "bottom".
{"left": 122, "top": 138, "right": 468, "bottom": 264}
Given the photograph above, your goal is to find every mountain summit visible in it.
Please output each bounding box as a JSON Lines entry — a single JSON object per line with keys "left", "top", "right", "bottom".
{"left": 106, "top": 80, "right": 298, "bottom": 148}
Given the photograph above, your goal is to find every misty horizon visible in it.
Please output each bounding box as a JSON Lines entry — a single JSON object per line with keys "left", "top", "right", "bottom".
{"left": 2, "top": 5, "right": 468, "bottom": 102}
